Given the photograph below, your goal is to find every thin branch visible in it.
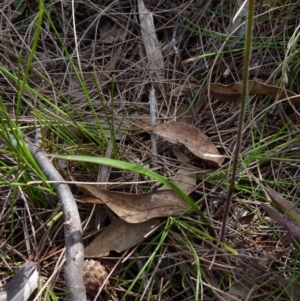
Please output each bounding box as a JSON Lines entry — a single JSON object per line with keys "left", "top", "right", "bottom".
{"left": 6, "top": 132, "right": 86, "bottom": 301}
{"left": 3, "top": 261, "right": 38, "bottom": 301}
{"left": 149, "top": 85, "right": 158, "bottom": 159}
{"left": 171, "top": 26, "right": 179, "bottom": 57}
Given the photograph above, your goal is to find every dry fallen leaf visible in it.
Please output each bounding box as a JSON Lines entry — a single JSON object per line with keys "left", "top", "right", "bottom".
{"left": 84, "top": 217, "right": 161, "bottom": 258}
{"left": 262, "top": 185, "right": 300, "bottom": 245}
{"left": 207, "top": 80, "right": 300, "bottom": 102}
{"left": 76, "top": 184, "right": 190, "bottom": 223}
{"left": 224, "top": 251, "right": 280, "bottom": 301}
{"left": 261, "top": 204, "right": 300, "bottom": 245}
{"left": 265, "top": 185, "right": 300, "bottom": 217}
{"left": 133, "top": 104, "right": 194, "bottom": 128}
{"left": 149, "top": 122, "right": 223, "bottom": 167}
{"left": 100, "top": 22, "right": 127, "bottom": 44}
{"left": 158, "top": 150, "right": 197, "bottom": 195}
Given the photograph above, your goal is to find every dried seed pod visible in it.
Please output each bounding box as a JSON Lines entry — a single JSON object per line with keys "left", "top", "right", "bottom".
{"left": 83, "top": 260, "right": 109, "bottom": 295}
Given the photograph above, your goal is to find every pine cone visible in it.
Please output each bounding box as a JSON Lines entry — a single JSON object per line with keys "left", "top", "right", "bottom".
{"left": 83, "top": 260, "right": 109, "bottom": 295}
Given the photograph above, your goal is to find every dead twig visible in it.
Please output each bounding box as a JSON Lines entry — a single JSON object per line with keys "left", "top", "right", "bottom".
{"left": 149, "top": 85, "right": 158, "bottom": 161}
{"left": 1, "top": 261, "right": 38, "bottom": 301}
{"left": 4, "top": 131, "right": 86, "bottom": 301}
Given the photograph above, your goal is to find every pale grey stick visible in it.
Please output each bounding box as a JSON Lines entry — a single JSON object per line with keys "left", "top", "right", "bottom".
{"left": 2, "top": 261, "right": 38, "bottom": 301}
{"left": 3, "top": 132, "right": 86, "bottom": 301}
{"left": 149, "top": 85, "right": 157, "bottom": 159}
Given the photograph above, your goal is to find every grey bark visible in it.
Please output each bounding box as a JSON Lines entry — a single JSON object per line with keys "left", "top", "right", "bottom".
{"left": 25, "top": 138, "right": 86, "bottom": 301}
{"left": 3, "top": 133, "right": 87, "bottom": 301}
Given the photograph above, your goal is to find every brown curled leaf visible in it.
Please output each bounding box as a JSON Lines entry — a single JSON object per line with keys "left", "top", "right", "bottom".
{"left": 158, "top": 150, "right": 197, "bottom": 195}
{"left": 261, "top": 203, "right": 300, "bottom": 245}
{"left": 85, "top": 218, "right": 161, "bottom": 258}
{"left": 149, "top": 122, "right": 223, "bottom": 167}
{"left": 207, "top": 80, "right": 300, "bottom": 102}
{"left": 133, "top": 104, "right": 194, "bottom": 129}
{"left": 76, "top": 184, "right": 190, "bottom": 223}
{"left": 265, "top": 185, "right": 300, "bottom": 222}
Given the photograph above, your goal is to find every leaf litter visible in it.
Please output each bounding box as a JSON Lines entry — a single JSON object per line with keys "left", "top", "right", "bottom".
{"left": 208, "top": 80, "right": 300, "bottom": 102}
{"left": 262, "top": 185, "right": 300, "bottom": 245}
{"left": 77, "top": 150, "right": 197, "bottom": 258}
{"left": 84, "top": 217, "right": 162, "bottom": 258}
{"left": 149, "top": 122, "right": 224, "bottom": 167}
{"left": 158, "top": 149, "right": 197, "bottom": 195}
{"left": 133, "top": 103, "right": 194, "bottom": 128}
{"left": 77, "top": 179, "right": 190, "bottom": 257}
{"left": 2, "top": 0, "right": 300, "bottom": 299}
{"left": 76, "top": 183, "right": 190, "bottom": 224}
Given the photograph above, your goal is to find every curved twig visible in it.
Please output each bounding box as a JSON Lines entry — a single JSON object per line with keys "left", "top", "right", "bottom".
{"left": 7, "top": 133, "right": 86, "bottom": 301}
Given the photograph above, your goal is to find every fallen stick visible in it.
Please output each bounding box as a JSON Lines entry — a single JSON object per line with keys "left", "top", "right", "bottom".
{"left": 2, "top": 132, "right": 86, "bottom": 301}
{"left": 0, "top": 261, "right": 38, "bottom": 301}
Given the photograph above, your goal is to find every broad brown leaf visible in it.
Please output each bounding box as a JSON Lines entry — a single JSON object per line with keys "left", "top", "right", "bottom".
{"left": 100, "top": 22, "right": 127, "bottom": 44}
{"left": 262, "top": 185, "right": 300, "bottom": 245}
{"left": 265, "top": 185, "right": 300, "bottom": 218}
{"left": 85, "top": 218, "right": 161, "bottom": 258}
{"left": 166, "top": 165, "right": 197, "bottom": 195}
{"left": 224, "top": 251, "right": 282, "bottom": 301}
{"left": 261, "top": 204, "right": 300, "bottom": 245}
{"left": 134, "top": 104, "right": 194, "bottom": 128}
{"left": 149, "top": 122, "right": 223, "bottom": 167}
{"left": 76, "top": 184, "right": 190, "bottom": 223}
{"left": 207, "top": 80, "right": 300, "bottom": 102}
{"left": 158, "top": 150, "right": 197, "bottom": 195}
